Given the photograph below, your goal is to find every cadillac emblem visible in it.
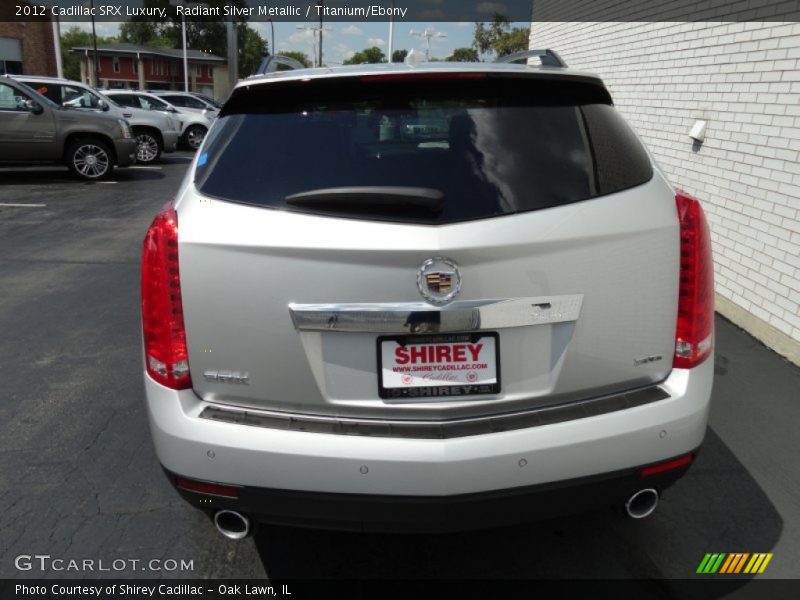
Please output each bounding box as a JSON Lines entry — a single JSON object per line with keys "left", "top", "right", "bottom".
{"left": 417, "top": 257, "right": 461, "bottom": 305}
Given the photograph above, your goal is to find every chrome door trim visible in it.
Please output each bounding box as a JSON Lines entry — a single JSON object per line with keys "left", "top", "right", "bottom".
{"left": 288, "top": 295, "right": 583, "bottom": 333}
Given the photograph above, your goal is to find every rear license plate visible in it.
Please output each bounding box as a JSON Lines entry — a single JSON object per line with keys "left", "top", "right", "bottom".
{"left": 377, "top": 333, "right": 500, "bottom": 400}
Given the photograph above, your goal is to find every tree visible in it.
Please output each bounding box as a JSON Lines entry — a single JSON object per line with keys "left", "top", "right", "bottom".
{"left": 60, "top": 27, "right": 112, "bottom": 80}
{"left": 279, "top": 51, "right": 311, "bottom": 68}
{"left": 119, "top": 21, "right": 170, "bottom": 47}
{"left": 343, "top": 47, "right": 385, "bottom": 65}
{"left": 472, "top": 14, "right": 530, "bottom": 58}
{"left": 391, "top": 49, "right": 408, "bottom": 63}
{"left": 447, "top": 47, "right": 479, "bottom": 62}
{"left": 239, "top": 26, "right": 267, "bottom": 77}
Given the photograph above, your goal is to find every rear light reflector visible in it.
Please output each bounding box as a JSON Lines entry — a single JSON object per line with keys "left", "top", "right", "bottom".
{"left": 640, "top": 453, "right": 694, "bottom": 478}
{"left": 176, "top": 477, "right": 240, "bottom": 499}
{"left": 141, "top": 202, "right": 192, "bottom": 390}
{"left": 674, "top": 191, "right": 715, "bottom": 369}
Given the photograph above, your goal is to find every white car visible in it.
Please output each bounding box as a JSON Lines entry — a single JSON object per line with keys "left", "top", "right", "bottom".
{"left": 102, "top": 90, "right": 214, "bottom": 151}
{"left": 149, "top": 91, "right": 220, "bottom": 117}
{"left": 141, "top": 54, "right": 714, "bottom": 539}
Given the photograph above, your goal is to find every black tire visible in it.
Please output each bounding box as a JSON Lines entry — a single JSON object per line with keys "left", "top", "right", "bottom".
{"left": 65, "top": 139, "right": 114, "bottom": 180}
{"left": 182, "top": 124, "right": 207, "bottom": 151}
{"left": 133, "top": 129, "right": 163, "bottom": 164}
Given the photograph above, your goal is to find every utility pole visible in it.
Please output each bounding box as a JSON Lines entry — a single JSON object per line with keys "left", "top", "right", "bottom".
{"left": 410, "top": 26, "right": 447, "bottom": 62}
{"left": 388, "top": 0, "right": 395, "bottom": 62}
{"left": 317, "top": 1, "right": 324, "bottom": 67}
{"left": 51, "top": 8, "right": 63, "bottom": 78}
{"left": 89, "top": 0, "right": 99, "bottom": 86}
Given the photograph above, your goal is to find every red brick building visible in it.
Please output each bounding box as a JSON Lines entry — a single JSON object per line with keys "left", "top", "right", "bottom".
{"left": 0, "top": 22, "right": 57, "bottom": 76}
{"left": 70, "top": 43, "right": 227, "bottom": 99}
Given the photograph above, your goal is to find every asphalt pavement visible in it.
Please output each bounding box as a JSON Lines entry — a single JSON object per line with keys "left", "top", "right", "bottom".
{"left": 1, "top": 157, "right": 799, "bottom": 587}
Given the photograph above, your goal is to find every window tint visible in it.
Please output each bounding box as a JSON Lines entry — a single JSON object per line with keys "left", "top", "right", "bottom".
{"left": 196, "top": 75, "right": 653, "bottom": 224}
{"left": 162, "top": 95, "right": 186, "bottom": 107}
{"left": 61, "top": 85, "right": 105, "bottom": 109}
{"left": 110, "top": 94, "right": 137, "bottom": 108}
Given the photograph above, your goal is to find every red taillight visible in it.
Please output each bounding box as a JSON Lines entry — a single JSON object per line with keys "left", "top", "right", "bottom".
{"left": 674, "top": 192, "right": 715, "bottom": 369}
{"left": 175, "top": 477, "right": 240, "bottom": 498}
{"left": 639, "top": 453, "right": 694, "bottom": 478}
{"left": 141, "top": 203, "right": 192, "bottom": 390}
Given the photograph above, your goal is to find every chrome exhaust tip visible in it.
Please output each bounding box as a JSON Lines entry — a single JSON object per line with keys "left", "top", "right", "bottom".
{"left": 625, "top": 488, "right": 659, "bottom": 519}
{"left": 213, "top": 510, "right": 251, "bottom": 540}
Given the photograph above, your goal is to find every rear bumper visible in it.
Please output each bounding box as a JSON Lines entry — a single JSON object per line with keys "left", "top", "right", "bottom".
{"left": 162, "top": 131, "right": 179, "bottom": 153}
{"left": 166, "top": 457, "right": 695, "bottom": 533}
{"left": 114, "top": 139, "right": 138, "bottom": 166}
{"left": 145, "top": 356, "right": 712, "bottom": 528}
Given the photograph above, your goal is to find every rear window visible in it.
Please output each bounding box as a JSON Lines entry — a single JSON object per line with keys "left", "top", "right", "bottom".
{"left": 195, "top": 74, "right": 652, "bottom": 224}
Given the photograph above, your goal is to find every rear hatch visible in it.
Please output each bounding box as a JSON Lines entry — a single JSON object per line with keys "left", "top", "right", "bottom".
{"left": 176, "top": 71, "right": 679, "bottom": 421}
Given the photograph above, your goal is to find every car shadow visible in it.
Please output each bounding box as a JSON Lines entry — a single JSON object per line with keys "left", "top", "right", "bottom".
{"left": 253, "top": 427, "right": 781, "bottom": 592}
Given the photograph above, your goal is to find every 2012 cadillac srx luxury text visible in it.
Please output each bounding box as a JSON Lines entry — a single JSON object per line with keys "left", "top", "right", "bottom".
{"left": 141, "top": 52, "right": 714, "bottom": 539}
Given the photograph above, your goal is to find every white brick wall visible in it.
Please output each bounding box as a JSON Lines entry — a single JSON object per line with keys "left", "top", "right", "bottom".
{"left": 529, "top": 21, "right": 800, "bottom": 355}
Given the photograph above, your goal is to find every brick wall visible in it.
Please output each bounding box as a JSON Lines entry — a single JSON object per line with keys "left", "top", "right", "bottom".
{"left": 529, "top": 21, "right": 800, "bottom": 364}
{"left": 0, "top": 22, "right": 56, "bottom": 76}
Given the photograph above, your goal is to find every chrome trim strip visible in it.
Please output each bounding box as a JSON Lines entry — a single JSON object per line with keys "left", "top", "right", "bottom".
{"left": 288, "top": 295, "right": 583, "bottom": 333}
{"left": 198, "top": 385, "right": 669, "bottom": 440}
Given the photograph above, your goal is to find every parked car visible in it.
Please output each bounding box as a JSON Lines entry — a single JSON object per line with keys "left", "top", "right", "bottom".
{"left": 141, "top": 56, "right": 714, "bottom": 538}
{"left": 149, "top": 90, "right": 220, "bottom": 116}
{"left": 102, "top": 90, "right": 213, "bottom": 150}
{"left": 11, "top": 76, "right": 180, "bottom": 165}
{"left": 0, "top": 75, "right": 136, "bottom": 180}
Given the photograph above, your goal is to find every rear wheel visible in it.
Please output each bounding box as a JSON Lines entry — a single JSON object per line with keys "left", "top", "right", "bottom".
{"left": 183, "top": 125, "right": 207, "bottom": 150}
{"left": 134, "top": 129, "right": 163, "bottom": 164}
{"left": 66, "top": 139, "right": 114, "bottom": 180}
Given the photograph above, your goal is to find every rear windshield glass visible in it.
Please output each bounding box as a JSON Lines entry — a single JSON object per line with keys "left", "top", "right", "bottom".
{"left": 195, "top": 75, "right": 652, "bottom": 224}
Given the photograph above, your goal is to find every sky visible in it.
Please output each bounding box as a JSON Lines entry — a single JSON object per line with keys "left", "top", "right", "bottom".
{"left": 72, "top": 20, "right": 529, "bottom": 64}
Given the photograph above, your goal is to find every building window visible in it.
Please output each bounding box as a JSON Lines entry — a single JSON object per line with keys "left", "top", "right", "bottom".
{"left": 196, "top": 64, "right": 202, "bottom": 76}
{"left": 207, "top": 66, "right": 213, "bottom": 78}
{"left": 0, "top": 60, "right": 23, "bottom": 75}
{"left": 113, "top": 57, "right": 120, "bottom": 73}
{"left": 133, "top": 59, "right": 138, "bottom": 74}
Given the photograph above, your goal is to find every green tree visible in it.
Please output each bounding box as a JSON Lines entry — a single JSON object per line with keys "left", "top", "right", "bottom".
{"left": 119, "top": 21, "right": 169, "bottom": 46}
{"left": 279, "top": 51, "right": 311, "bottom": 68}
{"left": 391, "top": 49, "right": 408, "bottom": 63}
{"left": 447, "top": 47, "right": 479, "bottom": 62}
{"left": 343, "top": 46, "right": 385, "bottom": 65}
{"left": 238, "top": 26, "right": 267, "bottom": 77}
{"left": 472, "top": 14, "right": 530, "bottom": 58}
{"left": 60, "top": 27, "right": 112, "bottom": 80}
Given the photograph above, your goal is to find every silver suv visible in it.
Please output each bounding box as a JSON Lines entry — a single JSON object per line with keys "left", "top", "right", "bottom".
{"left": 0, "top": 76, "right": 136, "bottom": 180}
{"left": 141, "top": 56, "right": 714, "bottom": 537}
{"left": 104, "top": 90, "right": 213, "bottom": 150}
{"left": 12, "top": 76, "right": 181, "bottom": 164}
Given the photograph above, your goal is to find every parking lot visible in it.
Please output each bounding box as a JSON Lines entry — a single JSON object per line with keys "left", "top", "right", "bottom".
{"left": 1, "top": 156, "right": 799, "bottom": 584}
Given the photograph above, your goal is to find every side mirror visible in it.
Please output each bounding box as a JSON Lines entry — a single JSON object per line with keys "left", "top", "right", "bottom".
{"left": 98, "top": 99, "right": 109, "bottom": 111}
{"left": 24, "top": 99, "right": 43, "bottom": 115}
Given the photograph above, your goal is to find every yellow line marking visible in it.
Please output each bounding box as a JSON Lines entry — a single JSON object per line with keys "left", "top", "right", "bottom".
{"left": 758, "top": 554, "right": 773, "bottom": 574}
{"left": 744, "top": 554, "right": 760, "bottom": 574}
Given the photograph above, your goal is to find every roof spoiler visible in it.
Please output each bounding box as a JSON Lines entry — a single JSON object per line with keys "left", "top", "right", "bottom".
{"left": 494, "top": 49, "right": 567, "bottom": 68}
{"left": 256, "top": 54, "right": 307, "bottom": 75}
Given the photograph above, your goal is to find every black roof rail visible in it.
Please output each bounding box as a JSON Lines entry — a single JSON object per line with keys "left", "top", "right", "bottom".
{"left": 494, "top": 49, "right": 567, "bottom": 68}
{"left": 256, "top": 54, "right": 308, "bottom": 75}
